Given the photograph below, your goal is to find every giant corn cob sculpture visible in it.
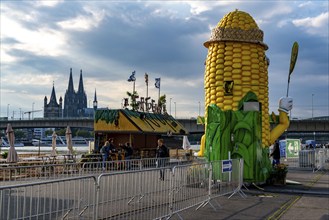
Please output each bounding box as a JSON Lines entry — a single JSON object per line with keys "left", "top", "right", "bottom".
{"left": 197, "top": 10, "right": 293, "bottom": 182}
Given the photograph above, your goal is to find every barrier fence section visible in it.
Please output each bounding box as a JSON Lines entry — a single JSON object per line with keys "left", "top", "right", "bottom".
{"left": 95, "top": 167, "right": 173, "bottom": 220}
{"left": 81, "top": 157, "right": 190, "bottom": 175}
{"left": 166, "top": 159, "right": 243, "bottom": 219}
{"left": 0, "top": 163, "right": 81, "bottom": 185}
{"left": 283, "top": 149, "right": 329, "bottom": 171}
{"left": 0, "top": 175, "right": 97, "bottom": 220}
{"left": 0, "top": 158, "right": 191, "bottom": 185}
{"left": 0, "top": 159, "right": 244, "bottom": 220}
{"left": 210, "top": 159, "right": 244, "bottom": 199}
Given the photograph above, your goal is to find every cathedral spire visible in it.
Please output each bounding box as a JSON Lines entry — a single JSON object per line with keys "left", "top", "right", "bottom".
{"left": 78, "top": 69, "right": 84, "bottom": 94}
{"left": 67, "top": 68, "right": 74, "bottom": 92}
{"left": 50, "top": 81, "right": 58, "bottom": 104}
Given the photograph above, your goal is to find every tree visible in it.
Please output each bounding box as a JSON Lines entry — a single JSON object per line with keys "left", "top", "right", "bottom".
{"left": 76, "top": 129, "right": 93, "bottom": 138}
{"left": 57, "top": 128, "right": 66, "bottom": 136}
{"left": 14, "top": 130, "right": 26, "bottom": 139}
{"left": 45, "top": 129, "right": 53, "bottom": 137}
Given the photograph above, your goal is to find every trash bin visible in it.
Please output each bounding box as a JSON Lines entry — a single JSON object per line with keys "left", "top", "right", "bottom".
{"left": 299, "top": 150, "right": 315, "bottom": 168}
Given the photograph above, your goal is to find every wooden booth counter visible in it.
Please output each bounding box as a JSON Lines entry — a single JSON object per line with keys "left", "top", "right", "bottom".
{"left": 93, "top": 109, "right": 189, "bottom": 156}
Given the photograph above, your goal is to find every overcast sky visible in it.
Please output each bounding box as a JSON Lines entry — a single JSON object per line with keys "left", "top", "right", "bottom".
{"left": 1, "top": 1, "right": 328, "bottom": 119}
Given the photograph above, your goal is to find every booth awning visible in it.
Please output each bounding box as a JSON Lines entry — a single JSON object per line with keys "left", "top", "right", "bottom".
{"left": 94, "top": 109, "right": 188, "bottom": 135}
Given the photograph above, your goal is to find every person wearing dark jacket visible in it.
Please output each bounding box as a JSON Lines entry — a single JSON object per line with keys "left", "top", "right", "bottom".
{"left": 123, "top": 142, "right": 133, "bottom": 159}
{"left": 100, "top": 141, "right": 110, "bottom": 171}
{"left": 270, "top": 141, "right": 281, "bottom": 166}
{"left": 156, "top": 139, "right": 169, "bottom": 181}
{"left": 123, "top": 142, "right": 133, "bottom": 169}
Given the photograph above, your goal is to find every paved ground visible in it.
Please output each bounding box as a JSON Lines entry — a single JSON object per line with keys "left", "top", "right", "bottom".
{"left": 172, "top": 168, "right": 329, "bottom": 220}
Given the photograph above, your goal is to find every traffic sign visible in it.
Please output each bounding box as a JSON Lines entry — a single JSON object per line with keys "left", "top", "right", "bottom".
{"left": 222, "top": 160, "right": 232, "bottom": 173}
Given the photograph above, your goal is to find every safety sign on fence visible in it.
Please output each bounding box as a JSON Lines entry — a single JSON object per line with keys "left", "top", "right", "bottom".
{"left": 222, "top": 159, "right": 232, "bottom": 173}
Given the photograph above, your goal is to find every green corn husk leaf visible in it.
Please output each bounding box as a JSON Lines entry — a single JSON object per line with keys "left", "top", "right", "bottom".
{"left": 232, "top": 142, "right": 250, "bottom": 167}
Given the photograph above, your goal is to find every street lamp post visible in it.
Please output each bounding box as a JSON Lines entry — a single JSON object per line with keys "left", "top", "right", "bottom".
{"left": 311, "top": 94, "right": 314, "bottom": 120}
{"left": 170, "top": 98, "right": 172, "bottom": 115}
{"left": 7, "top": 104, "right": 10, "bottom": 118}
{"left": 32, "top": 102, "right": 35, "bottom": 119}
{"left": 174, "top": 102, "right": 176, "bottom": 118}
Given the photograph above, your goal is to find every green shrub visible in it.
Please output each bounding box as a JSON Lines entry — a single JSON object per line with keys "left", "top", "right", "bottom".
{"left": 1, "top": 151, "right": 8, "bottom": 159}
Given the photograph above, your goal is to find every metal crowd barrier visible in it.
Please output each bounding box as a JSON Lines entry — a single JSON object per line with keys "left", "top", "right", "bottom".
{"left": 166, "top": 159, "right": 244, "bottom": 219}
{"left": 0, "top": 175, "right": 97, "bottom": 220}
{"left": 283, "top": 149, "right": 329, "bottom": 171}
{"left": 96, "top": 167, "right": 173, "bottom": 219}
{"left": 0, "top": 158, "right": 192, "bottom": 185}
{"left": 0, "top": 159, "right": 244, "bottom": 219}
{"left": 0, "top": 163, "right": 81, "bottom": 185}
{"left": 81, "top": 157, "right": 192, "bottom": 174}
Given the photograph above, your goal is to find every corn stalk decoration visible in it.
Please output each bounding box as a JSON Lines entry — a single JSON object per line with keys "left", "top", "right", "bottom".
{"left": 126, "top": 91, "right": 139, "bottom": 111}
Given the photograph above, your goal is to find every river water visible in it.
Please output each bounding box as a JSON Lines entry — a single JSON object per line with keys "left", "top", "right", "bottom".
{"left": 0, "top": 145, "right": 91, "bottom": 154}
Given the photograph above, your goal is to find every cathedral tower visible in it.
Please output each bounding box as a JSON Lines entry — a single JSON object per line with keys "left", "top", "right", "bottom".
{"left": 77, "top": 69, "right": 87, "bottom": 116}
{"left": 44, "top": 82, "right": 62, "bottom": 118}
{"left": 63, "top": 68, "right": 88, "bottom": 117}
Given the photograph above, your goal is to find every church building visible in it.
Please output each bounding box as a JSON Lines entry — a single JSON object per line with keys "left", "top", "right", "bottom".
{"left": 44, "top": 68, "right": 97, "bottom": 118}
{"left": 63, "top": 68, "right": 87, "bottom": 117}
{"left": 43, "top": 83, "right": 62, "bottom": 118}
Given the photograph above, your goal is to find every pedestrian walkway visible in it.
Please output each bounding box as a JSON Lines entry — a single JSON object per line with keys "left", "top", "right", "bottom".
{"left": 172, "top": 169, "right": 329, "bottom": 220}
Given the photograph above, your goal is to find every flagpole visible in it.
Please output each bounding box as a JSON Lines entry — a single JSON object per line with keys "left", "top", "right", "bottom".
{"left": 155, "top": 78, "right": 161, "bottom": 111}
{"left": 145, "top": 73, "right": 148, "bottom": 99}
{"left": 133, "top": 81, "right": 135, "bottom": 94}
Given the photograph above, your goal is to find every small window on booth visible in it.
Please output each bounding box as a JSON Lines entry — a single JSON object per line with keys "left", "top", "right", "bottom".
{"left": 243, "top": 102, "right": 260, "bottom": 111}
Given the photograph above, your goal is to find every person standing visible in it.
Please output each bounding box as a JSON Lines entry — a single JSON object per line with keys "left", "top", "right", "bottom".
{"left": 101, "top": 141, "right": 110, "bottom": 171}
{"left": 108, "top": 138, "right": 115, "bottom": 153}
{"left": 123, "top": 142, "right": 133, "bottom": 169}
{"left": 123, "top": 142, "right": 133, "bottom": 160}
{"left": 156, "top": 138, "right": 169, "bottom": 181}
{"left": 270, "top": 141, "right": 281, "bottom": 166}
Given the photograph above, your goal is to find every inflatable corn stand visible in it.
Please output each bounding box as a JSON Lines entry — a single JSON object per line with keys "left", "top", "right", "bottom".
{"left": 197, "top": 10, "right": 293, "bottom": 183}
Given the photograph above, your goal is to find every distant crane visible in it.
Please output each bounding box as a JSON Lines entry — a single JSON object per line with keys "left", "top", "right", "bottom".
{"left": 24, "top": 110, "right": 42, "bottom": 120}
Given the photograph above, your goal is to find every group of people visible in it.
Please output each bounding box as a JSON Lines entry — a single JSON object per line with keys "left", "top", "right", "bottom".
{"left": 99, "top": 138, "right": 171, "bottom": 180}
{"left": 100, "top": 138, "right": 134, "bottom": 170}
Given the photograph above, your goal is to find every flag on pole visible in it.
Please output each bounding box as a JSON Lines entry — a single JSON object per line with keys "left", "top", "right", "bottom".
{"left": 155, "top": 78, "right": 160, "bottom": 89}
{"left": 128, "top": 71, "right": 136, "bottom": 82}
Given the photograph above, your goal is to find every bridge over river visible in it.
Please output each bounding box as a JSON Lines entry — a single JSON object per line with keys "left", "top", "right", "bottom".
{"left": 0, "top": 117, "right": 328, "bottom": 134}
